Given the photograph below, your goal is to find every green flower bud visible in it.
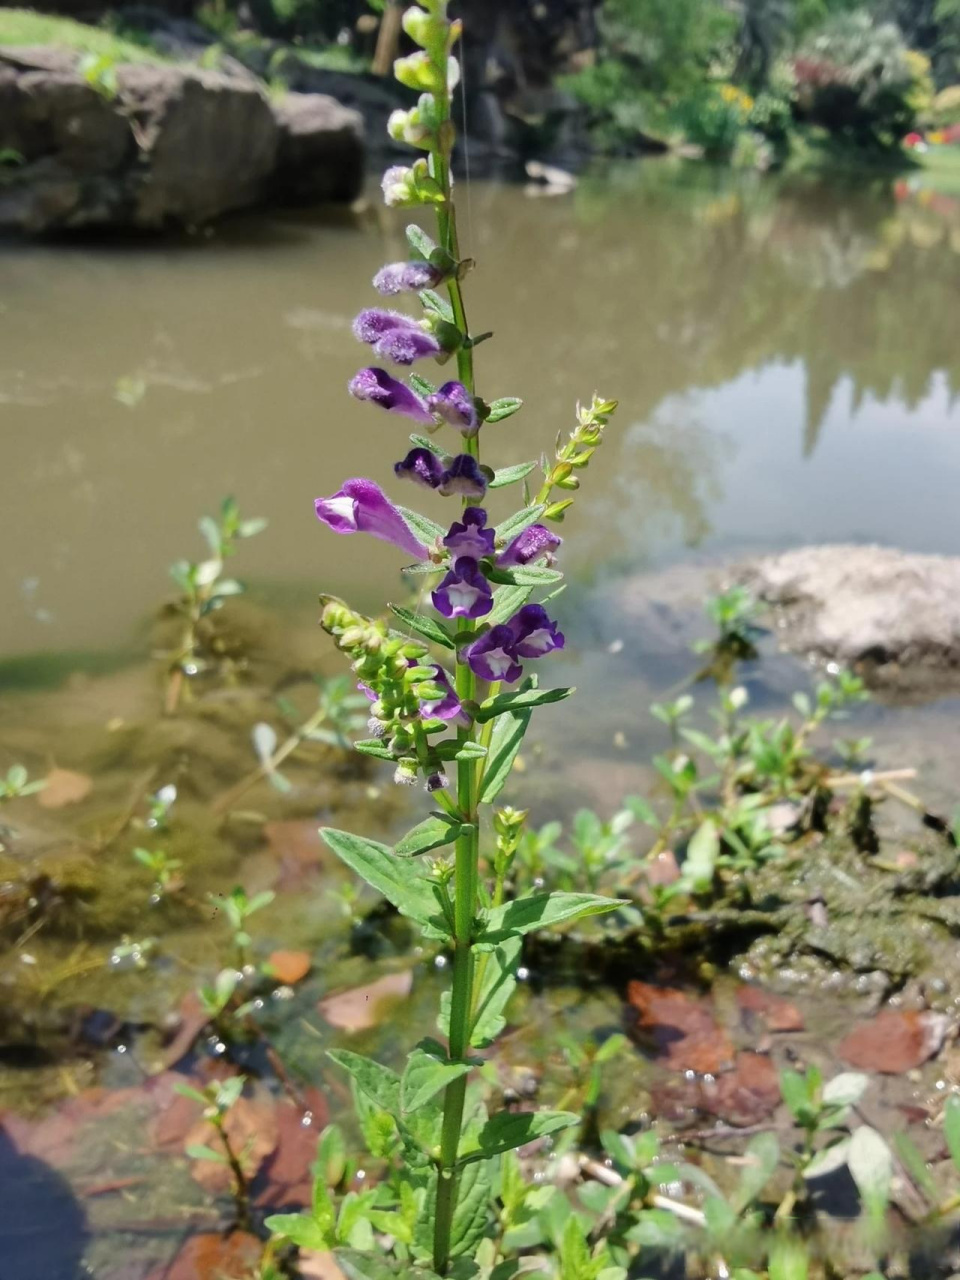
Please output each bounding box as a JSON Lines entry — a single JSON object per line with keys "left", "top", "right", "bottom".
{"left": 394, "top": 51, "right": 444, "bottom": 95}
{"left": 401, "top": 5, "right": 436, "bottom": 48}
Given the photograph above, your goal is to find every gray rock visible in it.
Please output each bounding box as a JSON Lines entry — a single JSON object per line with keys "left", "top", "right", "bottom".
{"left": 272, "top": 91, "right": 364, "bottom": 204}
{"left": 0, "top": 47, "right": 363, "bottom": 232}
{"left": 736, "top": 545, "right": 960, "bottom": 699}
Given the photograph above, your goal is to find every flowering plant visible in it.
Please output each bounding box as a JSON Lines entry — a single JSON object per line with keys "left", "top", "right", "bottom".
{"left": 270, "top": 4, "right": 619, "bottom": 1274}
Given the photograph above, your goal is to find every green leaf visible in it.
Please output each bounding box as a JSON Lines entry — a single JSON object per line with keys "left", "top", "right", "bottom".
{"left": 337, "top": 1250, "right": 442, "bottom": 1280}
{"left": 821, "top": 1072, "right": 870, "bottom": 1108}
{"left": 778, "top": 1069, "right": 809, "bottom": 1121}
{"left": 451, "top": 1157, "right": 493, "bottom": 1256}
{"left": 265, "top": 1213, "right": 331, "bottom": 1251}
{"left": 495, "top": 505, "right": 546, "bottom": 544}
{"left": 419, "top": 288, "right": 454, "bottom": 323}
{"left": 389, "top": 604, "right": 455, "bottom": 649}
{"left": 459, "top": 1110, "right": 578, "bottom": 1163}
{"left": 684, "top": 820, "right": 719, "bottom": 892}
{"left": 892, "top": 1132, "right": 938, "bottom": 1203}
{"left": 486, "top": 397, "right": 523, "bottom": 423}
{"left": 475, "top": 686, "right": 573, "bottom": 723}
{"left": 487, "top": 564, "right": 564, "bottom": 586}
{"left": 409, "top": 372, "right": 438, "bottom": 399}
{"left": 406, "top": 223, "right": 438, "bottom": 260}
{"left": 478, "top": 709, "right": 531, "bottom": 805}
{"left": 478, "top": 892, "right": 623, "bottom": 944}
{"left": 185, "top": 1143, "right": 228, "bottom": 1163}
{"left": 848, "top": 1126, "right": 892, "bottom": 1219}
{"left": 409, "top": 433, "right": 447, "bottom": 458}
{"left": 489, "top": 461, "right": 536, "bottom": 489}
{"left": 321, "top": 828, "right": 445, "bottom": 926}
{"left": 328, "top": 1049, "right": 401, "bottom": 1117}
{"left": 945, "top": 1095, "right": 960, "bottom": 1174}
{"left": 397, "top": 506, "right": 445, "bottom": 547}
{"left": 768, "top": 1237, "right": 810, "bottom": 1280}
{"left": 401, "top": 1046, "right": 471, "bottom": 1113}
{"left": 469, "top": 936, "right": 522, "bottom": 1047}
{"left": 395, "top": 813, "right": 465, "bottom": 857}
{"left": 353, "top": 739, "right": 397, "bottom": 760}
{"left": 487, "top": 584, "right": 534, "bottom": 627}
{"left": 802, "top": 1137, "right": 850, "bottom": 1179}
{"left": 732, "top": 1132, "right": 779, "bottom": 1213}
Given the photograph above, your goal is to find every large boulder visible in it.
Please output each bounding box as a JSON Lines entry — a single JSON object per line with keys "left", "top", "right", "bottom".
{"left": 737, "top": 545, "right": 960, "bottom": 699}
{"left": 0, "top": 46, "right": 363, "bottom": 232}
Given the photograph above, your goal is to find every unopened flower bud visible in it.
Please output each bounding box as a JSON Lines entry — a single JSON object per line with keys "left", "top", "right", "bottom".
{"left": 394, "top": 759, "right": 419, "bottom": 786}
{"left": 401, "top": 6, "right": 435, "bottom": 48}
{"left": 394, "top": 50, "right": 444, "bottom": 95}
{"left": 340, "top": 625, "right": 367, "bottom": 649}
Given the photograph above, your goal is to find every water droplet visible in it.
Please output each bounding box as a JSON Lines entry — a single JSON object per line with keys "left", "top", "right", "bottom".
{"left": 517, "top": 967, "right": 530, "bottom": 981}
{"left": 117, "top": 1044, "right": 128, "bottom": 1055}
{"left": 434, "top": 954, "right": 448, "bottom": 970}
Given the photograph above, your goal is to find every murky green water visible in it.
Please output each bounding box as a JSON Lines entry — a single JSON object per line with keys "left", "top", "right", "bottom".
{"left": 2, "top": 160, "right": 960, "bottom": 1278}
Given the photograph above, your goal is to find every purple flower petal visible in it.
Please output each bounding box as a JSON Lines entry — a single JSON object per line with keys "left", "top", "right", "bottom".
{"left": 507, "top": 604, "right": 565, "bottom": 658}
{"left": 373, "top": 261, "right": 444, "bottom": 295}
{"left": 420, "top": 664, "right": 470, "bottom": 727}
{"left": 462, "top": 625, "right": 523, "bottom": 684}
{"left": 349, "top": 367, "right": 434, "bottom": 425}
{"left": 427, "top": 381, "right": 479, "bottom": 436}
{"left": 438, "top": 454, "right": 487, "bottom": 499}
{"left": 395, "top": 446, "right": 446, "bottom": 489}
{"left": 497, "top": 523, "right": 562, "bottom": 568}
{"left": 443, "top": 507, "right": 495, "bottom": 561}
{"left": 315, "top": 477, "right": 428, "bottom": 560}
{"left": 432, "top": 557, "right": 493, "bottom": 619}
{"left": 353, "top": 308, "right": 442, "bottom": 365}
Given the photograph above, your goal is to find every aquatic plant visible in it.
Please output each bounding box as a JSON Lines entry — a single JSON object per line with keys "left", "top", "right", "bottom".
{"left": 268, "top": 4, "right": 622, "bottom": 1274}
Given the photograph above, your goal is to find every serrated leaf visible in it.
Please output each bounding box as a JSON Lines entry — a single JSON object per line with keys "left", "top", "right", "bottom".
{"left": 395, "top": 813, "right": 464, "bottom": 857}
{"left": 822, "top": 1072, "right": 870, "bottom": 1108}
{"left": 478, "top": 709, "right": 531, "bottom": 805}
{"left": 486, "top": 397, "right": 523, "bottom": 423}
{"left": 265, "top": 1213, "right": 331, "bottom": 1251}
{"left": 397, "top": 506, "right": 446, "bottom": 547}
{"left": 320, "top": 828, "right": 444, "bottom": 927}
{"left": 401, "top": 1046, "right": 470, "bottom": 1113}
{"left": 469, "top": 936, "right": 522, "bottom": 1047}
{"left": 489, "top": 461, "right": 536, "bottom": 489}
{"left": 478, "top": 892, "right": 622, "bottom": 944}
{"left": 487, "top": 584, "right": 533, "bottom": 627}
{"left": 459, "top": 1109, "right": 578, "bottom": 1163}
{"left": 451, "top": 1157, "right": 493, "bottom": 1255}
{"left": 328, "top": 1048, "right": 401, "bottom": 1116}
{"left": 494, "top": 505, "right": 546, "bottom": 544}
{"left": 475, "top": 686, "right": 572, "bottom": 723}
{"left": 389, "top": 604, "right": 455, "bottom": 649}
{"left": 337, "top": 1249, "right": 442, "bottom": 1280}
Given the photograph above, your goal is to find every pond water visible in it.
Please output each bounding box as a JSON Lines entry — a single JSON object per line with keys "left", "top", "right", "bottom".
{"left": 2, "top": 159, "right": 960, "bottom": 1278}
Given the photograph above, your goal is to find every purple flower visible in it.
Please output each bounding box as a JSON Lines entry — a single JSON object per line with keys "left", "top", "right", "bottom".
{"left": 427, "top": 381, "right": 479, "bottom": 436}
{"left": 373, "top": 261, "right": 444, "bottom": 295}
{"left": 432, "top": 557, "right": 493, "bottom": 620}
{"left": 395, "top": 446, "right": 446, "bottom": 489}
{"left": 507, "top": 604, "right": 565, "bottom": 658}
{"left": 462, "top": 625, "right": 524, "bottom": 684}
{"left": 498, "top": 524, "right": 562, "bottom": 568}
{"left": 420, "top": 665, "right": 470, "bottom": 728}
{"left": 315, "top": 477, "right": 428, "bottom": 560}
{"left": 443, "top": 507, "right": 495, "bottom": 560}
{"left": 438, "top": 454, "right": 487, "bottom": 499}
{"left": 353, "top": 308, "right": 442, "bottom": 365}
{"left": 349, "top": 367, "right": 433, "bottom": 424}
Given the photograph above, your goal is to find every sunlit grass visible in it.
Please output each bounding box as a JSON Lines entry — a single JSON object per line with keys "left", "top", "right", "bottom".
{"left": 0, "top": 8, "right": 164, "bottom": 62}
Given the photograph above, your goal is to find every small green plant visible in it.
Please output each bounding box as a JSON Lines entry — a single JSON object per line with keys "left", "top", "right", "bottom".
{"left": 212, "top": 884, "right": 276, "bottom": 971}
{"left": 132, "top": 847, "right": 184, "bottom": 898}
{"left": 0, "top": 764, "right": 46, "bottom": 803}
{"left": 143, "top": 783, "right": 177, "bottom": 832}
{"left": 80, "top": 51, "right": 119, "bottom": 98}
{"left": 177, "top": 1075, "right": 253, "bottom": 1228}
{"left": 163, "top": 497, "right": 267, "bottom": 712}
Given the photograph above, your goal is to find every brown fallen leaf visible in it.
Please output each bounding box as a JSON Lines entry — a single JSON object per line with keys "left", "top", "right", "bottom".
{"left": 627, "top": 981, "right": 735, "bottom": 1076}
{"left": 737, "top": 985, "right": 804, "bottom": 1033}
{"left": 38, "top": 768, "right": 92, "bottom": 809}
{"left": 318, "top": 970, "right": 414, "bottom": 1033}
{"left": 151, "top": 1231, "right": 262, "bottom": 1280}
{"left": 263, "top": 820, "right": 330, "bottom": 890}
{"left": 266, "top": 950, "right": 312, "bottom": 986}
{"left": 838, "top": 1009, "right": 949, "bottom": 1074}
{"left": 184, "top": 1096, "right": 278, "bottom": 1194}
{"left": 702, "top": 1052, "right": 781, "bottom": 1127}
{"left": 256, "top": 1088, "right": 330, "bottom": 1209}
{"left": 643, "top": 850, "right": 681, "bottom": 888}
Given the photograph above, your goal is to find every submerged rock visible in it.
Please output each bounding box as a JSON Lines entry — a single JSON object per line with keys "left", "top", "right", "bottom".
{"left": 737, "top": 545, "right": 960, "bottom": 700}
{"left": 0, "top": 47, "right": 363, "bottom": 232}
